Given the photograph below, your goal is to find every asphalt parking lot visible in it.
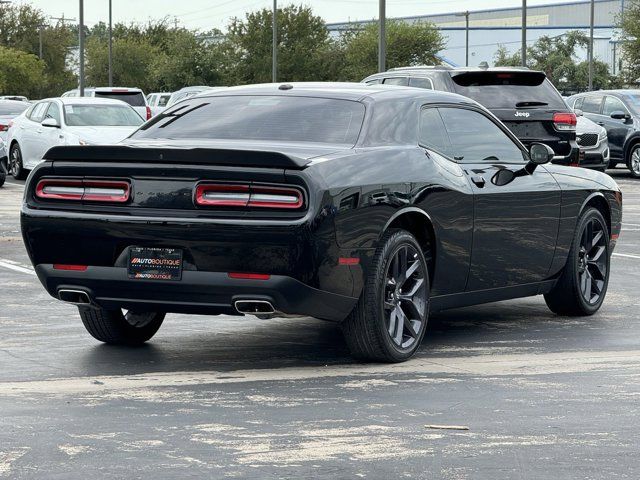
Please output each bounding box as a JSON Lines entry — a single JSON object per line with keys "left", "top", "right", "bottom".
{"left": 1, "top": 171, "right": 640, "bottom": 479}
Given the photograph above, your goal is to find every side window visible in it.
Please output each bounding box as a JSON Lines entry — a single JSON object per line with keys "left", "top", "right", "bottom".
{"left": 383, "top": 77, "right": 409, "bottom": 86}
{"left": 365, "top": 79, "right": 382, "bottom": 85}
{"left": 573, "top": 97, "right": 584, "bottom": 110}
{"left": 419, "top": 107, "right": 452, "bottom": 157}
{"left": 439, "top": 107, "right": 526, "bottom": 163}
{"left": 409, "top": 77, "right": 434, "bottom": 90}
{"left": 581, "top": 95, "right": 603, "bottom": 114}
{"left": 45, "top": 102, "right": 61, "bottom": 124}
{"left": 30, "top": 102, "right": 49, "bottom": 122}
{"left": 158, "top": 95, "right": 169, "bottom": 107}
{"left": 602, "top": 96, "right": 627, "bottom": 116}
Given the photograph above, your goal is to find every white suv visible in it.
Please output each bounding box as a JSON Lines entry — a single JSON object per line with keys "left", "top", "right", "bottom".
{"left": 62, "top": 87, "right": 152, "bottom": 120}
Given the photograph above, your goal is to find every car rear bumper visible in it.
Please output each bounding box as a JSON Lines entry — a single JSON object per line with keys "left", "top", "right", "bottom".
{"left": 35, "top": 264, "right": 358, "bottom": 322}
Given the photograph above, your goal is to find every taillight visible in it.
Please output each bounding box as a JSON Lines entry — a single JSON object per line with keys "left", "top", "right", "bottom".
{"left": 146, "top": 106, "right": 152, "bottom": 120}
{"left": 553, "top": 112, "right": 577, "bottom": 131}
{"left": 0, "top": 124, "right": 7, "bottom": 132}
{"left": 36, "top": 178, "right": 130, "bottom": 203}
{"left": 195, "top": 183, "right": 304, "bottom": 209}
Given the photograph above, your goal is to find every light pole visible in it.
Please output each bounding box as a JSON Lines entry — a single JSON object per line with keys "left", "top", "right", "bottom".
{"left": 588, "top": 0, "right": 595, "bottom": 90}
{"left": 108, "top": 0, "right": 113, "bottom": 87}
{"left": 456, "top": 11, "right": 470, "bottom": 67}
{"left": 521, "top": 0, "right": 527, "bottom": 66}
{"left": 272, "top": 0, "right": 277, "bottom": 82}
{"left": 378, "top": 0, "right": 386, "bottom": 72}
{"left": 79, "top": 0, "right": 85, "bottom": 96}
{"left": 38, "top": 24, "right": 43, "bottom": 59}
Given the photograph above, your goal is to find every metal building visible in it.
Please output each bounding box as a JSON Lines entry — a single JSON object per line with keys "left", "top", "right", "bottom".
{"left": 327, "top": 0, "right": 625, "bottom": 72}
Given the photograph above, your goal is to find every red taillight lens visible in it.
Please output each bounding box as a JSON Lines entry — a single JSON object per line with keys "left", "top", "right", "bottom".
{"left": 36, "top": 178, "right": 130, "bottom": 203}
{"left": 0, "top": 124, "right": 8, "bottom": 132}
{"left": 553, "top": 112, "right": 577, "bottom": 131}
{"left": 146, "top": 106, "right": 152, "bottom": 120}
{"left": 195, "top": 183, "right": 303, "bottom": 209}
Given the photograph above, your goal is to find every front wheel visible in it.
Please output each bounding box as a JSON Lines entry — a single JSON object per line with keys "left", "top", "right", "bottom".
{"left": 342, "top": 229, "right": 430, "bottom": 362}
{"left": 8, "top": 143, "right": 27, "bottom": 180}
{"left": 544, "top": 208, "right": 610, "bottom": 316}
{"left": 627, "top": 144, "right": 640, "bottom": 178}
{"left": 79, "top": 307, "right": 165, "bottom": 345}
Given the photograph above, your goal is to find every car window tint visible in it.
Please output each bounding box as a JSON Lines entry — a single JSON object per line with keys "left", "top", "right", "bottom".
{"left": 383, "top": 77, "right": 409, "bottom": 86}
{"left": 158, "top": 95, "right": 170, "bottom": 107}
{"left": 419, "top": 107, "right": 451, "bottom": 156}
{"left": 572, "top": 97, "right": 584, "bottom": 109}
{"left": 409, "top": 77, "right": 433, "bottom": 90}
{"left": 581, "top": 96, "right": 602, "bottom": 114}
{"left": 30, "top": 102, "right": 49, "bottom": 122}
{"left": 439, "top": 107, "right": 525, "bottom": 163}
{"left": 94, "top": 91, "right": 146, "bottom": 107}
{"left": 365, "top": 79, "right": 383, "bottom": 85}
{"left": 63, "top": 104, "right": 144, "bottom": 126}
{"left": 45, "top": 102, "right": 62, "bottom": 124}
{"left": 133, "top": 96, "right": 365, "bottom": 146}
{"left": 602, "top": 96, "right": 627, "bottom": 116}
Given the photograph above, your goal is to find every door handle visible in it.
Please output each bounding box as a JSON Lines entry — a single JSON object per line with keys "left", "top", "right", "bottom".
{"left": 597, "top": 122, "right": 605, "bottom": 126}
{"left": 36, "top": 129, "right": 43, "bottom": 134}
{"left": 470, "top": 175, "right": 486, "bottom": 188}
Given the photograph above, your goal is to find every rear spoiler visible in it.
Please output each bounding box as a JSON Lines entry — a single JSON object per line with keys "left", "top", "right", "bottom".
{"left": 43, "top": 145, "right": 311, "bottom": 170}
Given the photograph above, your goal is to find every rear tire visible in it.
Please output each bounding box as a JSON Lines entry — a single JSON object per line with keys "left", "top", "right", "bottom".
{"left": 79, "top": 307, "right": 165, "bottom": 345}
{"left": 627, "top": 143, "right": 640, "bottom": 178}
{"left": 342, "top": 229, "right": 430, "bottom": 362}
{"left": 9, "top": 143, "right": 26, "bottom": 180}
{"left": 544, "top": 208, "right": 610, "bottom": 316}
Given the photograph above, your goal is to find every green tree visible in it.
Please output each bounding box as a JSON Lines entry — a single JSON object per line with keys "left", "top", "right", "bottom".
{"left": 340, "top": 20, "right": 444, "bottom": 81}
{"left": 494, "top": 31, "right": 619, "bottom": 92}
{"left": 224, "top": 5, "right": 337, "bottom": 84}
{"left": 0, "top": 3, "right": 76, "bottom": 97}
{"left": 0, "top": 46, "right": 45, "bottom": 97}
{"left": 620, "top": 0, "right": 640, "bottom": 84}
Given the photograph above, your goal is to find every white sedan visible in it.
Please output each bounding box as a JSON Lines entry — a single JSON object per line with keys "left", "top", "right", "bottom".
{"left": 6, "top": 97, "right": 144, "bottom": 179}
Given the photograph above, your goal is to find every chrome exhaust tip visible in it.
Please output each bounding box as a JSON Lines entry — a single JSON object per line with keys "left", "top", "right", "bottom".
{"left": 58, "top": 289, "right": 92, "bottom": 305}
{"left": 234, "top": 299, "right": 276, "bottom": 315}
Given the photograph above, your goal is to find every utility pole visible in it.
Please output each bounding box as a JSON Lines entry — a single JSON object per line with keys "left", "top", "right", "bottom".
{"left": 79, "top": 0, "right": 85, "bottom": 96}
{"left": 108, "top": 0, "right": 113, "bottom": 87}
{"left": 378, "top": 0, "right": 386, "bottom": 72}
{"left": 272, "top": 0, "right": 277, "bottom": 82}
{"left": 456, "top": 11, "right": 470, "bottom": 67}
{"left": 588, "top": 0, "right": 595, "bottom": 90}
{"left": 38, "top": 25, "right": 43, "bottom": 59}
{"left": 521, "top": 0, "right": 527, "bottom": 66}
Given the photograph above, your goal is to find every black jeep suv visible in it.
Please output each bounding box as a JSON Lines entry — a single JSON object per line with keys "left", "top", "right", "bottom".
{"left": 363, "top": 66, "right": 579, "bottom": 166}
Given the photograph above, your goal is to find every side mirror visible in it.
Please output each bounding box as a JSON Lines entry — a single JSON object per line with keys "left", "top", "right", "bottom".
{"left": 610, "top": 110, "right": 630, "bottom": 120}
{"left": 574, "top": 108, "right": 584, "bottom": 117}
{"left": 529, "top": 142, "right": 554, "bottom": 165}
{"left": 41, "top": 118, "right": 60, "bottom": 128}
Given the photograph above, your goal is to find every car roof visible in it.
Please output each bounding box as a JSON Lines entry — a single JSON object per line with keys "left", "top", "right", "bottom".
{"left": 372, "top": 66, "right": 536, "bottom": 75}
{"left": 175, "top": 86, "right": 211, "bottom": 93}
{"left": 196, "top": 82, "right": 475, "bottom": 104}
{"left": 45, "top": 97, "right": 136, "bottom": 106}
{"left": 0, "top": 99, "right": 30, "bottom": 107}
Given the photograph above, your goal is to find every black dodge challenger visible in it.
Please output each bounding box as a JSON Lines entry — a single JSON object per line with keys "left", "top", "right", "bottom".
{"left": 21, "top": 83, "right": 622, "bottom": 362}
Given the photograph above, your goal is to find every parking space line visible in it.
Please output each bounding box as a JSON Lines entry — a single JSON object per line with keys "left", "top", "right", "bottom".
{"left": 623, "top": 223, "right": 640, "bottom": 227}
{"left": 0, "top": 260, "right": 36, "bottom": 275}
{"left": 613, "top": 253, "right": 640, "bottom": 260}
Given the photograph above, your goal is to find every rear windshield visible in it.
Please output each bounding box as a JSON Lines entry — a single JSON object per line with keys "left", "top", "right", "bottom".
{"left": 452, "top": 72, "right": 566, "bottom": 109}
{"left": 0, "top": 102, "right": 29, "bottom": 115}
{"left": 133, "top": 95, "right": 365, "bottom": 146}
{"left": 94, "top": 91, "right": 146, "bottom": 107}
{"left": 64, "top": 104, "right": 144, "bottom": 127}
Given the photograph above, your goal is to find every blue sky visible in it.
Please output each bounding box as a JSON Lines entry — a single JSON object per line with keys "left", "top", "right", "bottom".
{"left": 23, "top": 0, "right": 567, "bottom": 31}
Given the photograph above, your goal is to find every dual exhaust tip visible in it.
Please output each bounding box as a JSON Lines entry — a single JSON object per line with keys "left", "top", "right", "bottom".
{"left": 58, "top": 290, "right": 277, "bottom": 317}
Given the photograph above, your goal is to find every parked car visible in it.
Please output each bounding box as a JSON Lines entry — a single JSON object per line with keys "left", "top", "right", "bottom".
{"left": 61, "top": 87, "right": 152, "bottom": 120}
{"left": 146, "top": 92, "right": 171, "bottom": 115}
{"left": 6, "top": 97, "right": 143, "bottom": 179}
{"left": 0, "top": 95, "right": 29, "bottom": 102}
{"left": 21, "top": 83, "right": 621, "bottom": 362}
{"left": 362, "top": 66, "right": 579, "bottom": 166}
{"left": 0, "top": 99, "right": 30, "bottom": 181}
{"left": 567, "top": 90, "right": 640, "bottom": 177}
{"left": 165, "top": 86, "right": 213, "bottom": 107}
{"left": 575, "top": 113, "right": 610, "bottom": 171}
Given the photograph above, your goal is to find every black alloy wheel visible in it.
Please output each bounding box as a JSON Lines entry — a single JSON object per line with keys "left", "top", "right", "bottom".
{"left": 545, "top": 208, "right": 610, "bottom": 316}
{"left": 383, "top": 243, "right": 428, "bottom": 350}
{"left": 342, "top": 229, "right": 430, "bottom": 362}
{"left": 8, "top": 143, "right": 26, "bottom": 180}
{"left": 577, "top": 217, "right": 608, "bottom": 305}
